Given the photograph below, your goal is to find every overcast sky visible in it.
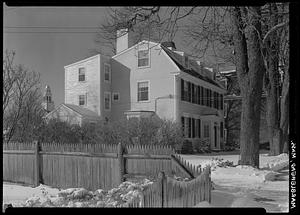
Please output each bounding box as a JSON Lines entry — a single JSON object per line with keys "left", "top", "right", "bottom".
{"left": 3, "top": 5, "right": 211, "bottom": 106}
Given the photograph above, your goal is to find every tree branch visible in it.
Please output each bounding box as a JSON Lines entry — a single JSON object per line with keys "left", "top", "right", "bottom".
{"left": 262, "top": 21, "right": 289, "bottom": 44}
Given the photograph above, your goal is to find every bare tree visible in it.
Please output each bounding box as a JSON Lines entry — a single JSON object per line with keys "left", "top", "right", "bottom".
{"left": 96, "top": 6, "right": 288, "bottom": 167}
{"left": 94, "top": 7, "right": 197, "bottom": 56}
{"left": 3, "top": 50, "right": 43, "bottom": 143}
{"left": 259, "top": 3, "right": 289, "bottom": 155}
{"left": 184, "top": 5, "right": 289, "bottom": 157}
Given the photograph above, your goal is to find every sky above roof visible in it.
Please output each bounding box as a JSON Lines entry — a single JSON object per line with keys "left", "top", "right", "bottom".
{"left": 4, "top": 6, "right": 185, "bottom": 106}
{"left": 3, "top": 5, "right": 229, "bottom": 106}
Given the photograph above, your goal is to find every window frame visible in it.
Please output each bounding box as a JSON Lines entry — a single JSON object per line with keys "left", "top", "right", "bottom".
{"left": 112, "top": 92, "right": 120, "bottom": 102}
{"left": 104, "top": 63, "right": 111, "bottom": 83}
{"left": 137, "top": 80, "right": 150, "bottom": 102}
{"left": 137, "top": 49, "right": 150, "bottom": 68}
{"left": 78, "top": 67, "right": 86, "bottom": 82}
{"left": 104, "top": 92, "right": 111, "bottom": 111}
{"left": 78, "top": 94, "right": 86, "bottom": 106}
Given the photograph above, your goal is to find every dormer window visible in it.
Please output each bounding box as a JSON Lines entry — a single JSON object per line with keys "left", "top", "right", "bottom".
{"left": 184, "top": 55, "right": 189, "bottom": 68}
{"left": 138, "top": 49, "right": 149, "bottom": 67}
{"left": 78, "top": 67, "right": 85, "bottom": 82}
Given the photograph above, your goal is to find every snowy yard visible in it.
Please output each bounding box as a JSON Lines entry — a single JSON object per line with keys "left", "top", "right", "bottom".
{"left": 183, "top": 150, "right": 289, "bottom": 212}
{"left": 3, "top": 150, "right": 289, "bottom": 212}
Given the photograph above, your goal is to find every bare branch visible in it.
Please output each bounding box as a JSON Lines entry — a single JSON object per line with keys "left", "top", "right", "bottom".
{"left": 262, "top": 20, "right": 289, "bottom": 44}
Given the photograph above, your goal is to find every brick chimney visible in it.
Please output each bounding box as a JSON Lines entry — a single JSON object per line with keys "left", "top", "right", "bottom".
{"left": 116, "top": 28, "right": 129, "bottom": 54}
{"left": 161, "top": 41, "right": 177, "bottom": 51}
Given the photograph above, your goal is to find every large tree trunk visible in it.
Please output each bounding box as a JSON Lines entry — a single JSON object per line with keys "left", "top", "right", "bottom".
{"left": 280, "top": 65, "right": 289, "bottom": 153}
{"left": 264, "top": 3, "right": 282, "bottom": 156}
{"left": 232, "top": 7, "right": 265, "bottom": 168}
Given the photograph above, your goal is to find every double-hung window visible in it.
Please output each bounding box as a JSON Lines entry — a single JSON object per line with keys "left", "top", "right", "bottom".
{"left": 104, "top": 63, "right": 111, "bottom": 83}
{"left": 79, "top": 94, "right": 86, "bottom": 106}
{"left": 112, "top": 92, "right": 120, "bottom": 101}
{"left": 104, "top": 92, "right": 111, "bottom": 110}
{"left": 138, "top": 49, "right": 149, "bottom": 67}
{"left": 137, "top": 81, "right": 149, "bottom": 102}
{"left": 78, "top": 67, "right": 85, "bottom": 82}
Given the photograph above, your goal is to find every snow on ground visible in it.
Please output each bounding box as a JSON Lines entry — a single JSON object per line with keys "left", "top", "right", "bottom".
{"left": 183, "top": 151, "right": 289, "bottom": 213}
{"left": 3, "top": 183, "right": 60, "bottom": 207}
{"left": 3, "top": 179, "right": 153, "bottom": 208}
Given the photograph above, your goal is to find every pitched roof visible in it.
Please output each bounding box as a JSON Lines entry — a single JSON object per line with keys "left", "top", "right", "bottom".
{"left": 161, "top": 45, "right": 225, "bottom": 90}
{"left": 63, "top": 103, "right": 100, "bottom": 118}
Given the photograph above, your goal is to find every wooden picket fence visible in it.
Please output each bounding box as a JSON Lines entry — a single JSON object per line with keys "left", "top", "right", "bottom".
{"left": 3, "top": 141, "right": 206, "bottom": 194}
{"left": 135, "top": 166, "right": 211, "bottom": 207}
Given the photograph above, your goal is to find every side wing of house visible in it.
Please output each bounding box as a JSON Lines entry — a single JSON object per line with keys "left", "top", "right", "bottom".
{"left": 64, "top": 55, "right": 101, "bottom": 116}
{"left": 44, "top": 104, "right": 82, "bottom": 126}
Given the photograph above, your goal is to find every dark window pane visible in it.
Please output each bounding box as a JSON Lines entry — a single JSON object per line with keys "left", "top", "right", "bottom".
{"left": 188, "top": 117, "right": 191, "bottom": 138}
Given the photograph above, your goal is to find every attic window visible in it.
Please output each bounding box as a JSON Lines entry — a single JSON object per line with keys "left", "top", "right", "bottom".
{"left": 78, "top": 67, "right": 85, "bottom": 82}
{"left": 138, "top": 50, "right": 149, "bottom": 67}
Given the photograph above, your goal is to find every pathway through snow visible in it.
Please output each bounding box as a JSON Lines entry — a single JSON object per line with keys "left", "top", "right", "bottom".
{"left": 187, "top": 152, "right": 289, "bottom": 212}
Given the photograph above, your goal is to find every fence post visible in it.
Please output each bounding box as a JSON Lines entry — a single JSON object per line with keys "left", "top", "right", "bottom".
{"left": 208, "top": 167, "right": 211, "bottom": 203}
{"left": 158, "top": 171, "right": 166, "bottom": 208}
{"left": 34, "top": 140, "right": 40, "bottom": 187}
{"left": 118, "top": 142, "right": 125, "bottom": 184}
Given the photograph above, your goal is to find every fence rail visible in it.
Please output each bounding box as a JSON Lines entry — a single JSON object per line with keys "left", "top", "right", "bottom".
{"left": 3, "top": 141, "right": 206, "bottom": 192}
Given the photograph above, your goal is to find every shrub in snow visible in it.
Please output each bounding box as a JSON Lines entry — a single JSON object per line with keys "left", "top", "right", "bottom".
{"left": 18, "top": 178, "right": 154, "bottom": 208}
{"left": 71, "top": 188, "right": 91, "bottom": 199}
{"left": 198, "top": 157, "right": 234, "bottom": 171}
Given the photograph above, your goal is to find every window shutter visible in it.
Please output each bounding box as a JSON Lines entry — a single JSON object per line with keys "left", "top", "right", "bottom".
{"left": 191, "top": 83, "right": 194, "bottom": 103}
{"left": 188, "top": 117, "right": 191, "bottom": 138}
{"left": 191, "top": 118, "right": 195, "bottom": 138}
{"left": 181, "top": 79, "right": 184, "bottom": 101}
{"left": 187, "top": 82, "right": 191, "bottom": 102}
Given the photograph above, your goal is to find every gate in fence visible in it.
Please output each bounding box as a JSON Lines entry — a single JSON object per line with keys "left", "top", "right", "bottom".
{"left": 137, "top": 167, "right": 211, "bottom": 207}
